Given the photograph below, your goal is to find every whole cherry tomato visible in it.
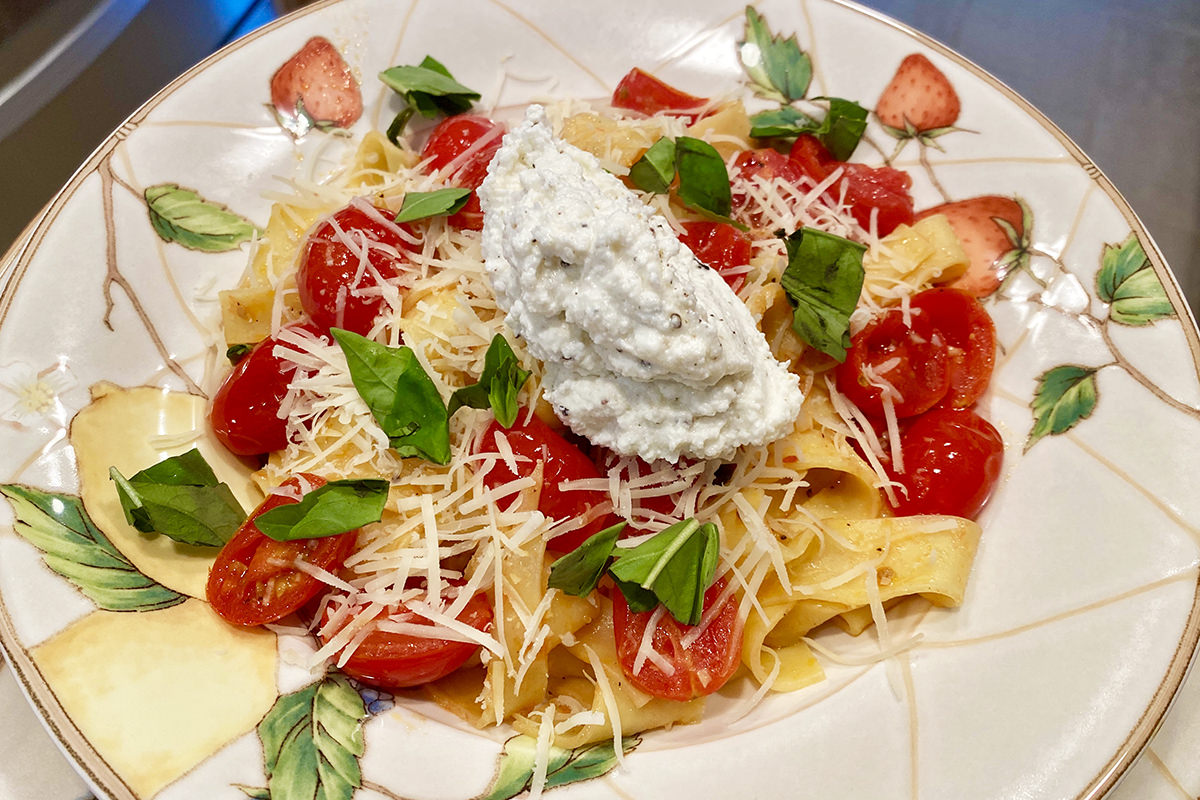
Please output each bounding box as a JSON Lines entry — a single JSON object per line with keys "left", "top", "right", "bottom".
{"left": 420, "top": 115, "right": 506, "bottom": 231}
{"left": 836, "top": 309, "right": 949, "bottom": 419}
{"left": 613, "top": 577, "right": 743, "bottom": 701}
{"left": 788, "top": 134, "right": 914, "bottom": 236}
{"left": 611, "top": 67, "right": 708, "bottom": 123}
{"left": 679, "top": 221, "right": 753, "bottom": 293}
{"left": 888, "top": 407, "right": 1004, "bottom": 519}
{"left": 910, "top": 287, "right": 997, "bottom": 409}
{"left": 318, "top": 587, "right": 493, "bottom": 688}
{"left": 207, "top": 475, "right": 359, "bottom": 626}
{"left": 298, "top": 204, "right": 418, "bottom": 336}
{"left": 210, "top": 322, "right": 327, "bottom": 456}
{"left": 478, "top": 414, "right": 616, "bottom": 553}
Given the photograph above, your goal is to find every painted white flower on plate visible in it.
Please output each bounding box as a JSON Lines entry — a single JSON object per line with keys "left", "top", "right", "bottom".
{"left": 0, "top": 361, "right": 77, "bottom": 426}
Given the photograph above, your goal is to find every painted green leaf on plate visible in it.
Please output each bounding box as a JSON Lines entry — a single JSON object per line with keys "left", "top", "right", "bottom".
{"left": 1096, "top": 233, "right": 1173, "bottom": 326}
{"left": 0, "top": 484, "right": 185, "bottom": 611}
{"left": 476, "top": 733, "right": 640, "bottom": 800}
{"left": 144, "top": 183, "right": 260, "bottom": 252}
{"left": 256, "top": 673, "right": 367, "bottom": 800}
{"left": 1027, "top": 365, "right": 1099, "bottom": 450}
{"left": 739, "top": 7, "right": 811, "bottom": 102}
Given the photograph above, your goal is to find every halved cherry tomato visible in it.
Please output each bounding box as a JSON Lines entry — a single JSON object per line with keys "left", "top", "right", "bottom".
{"left": 679, "top": 221, "right": 752, "bottom": 293}
{"left": 836, "top": 309, "right": 949, "bottom": 419}
{"left": 611, "top": 67, "right": 708, "bottom": 123}
{"left": 730, "top": 148, "right": 805, "bottom": 226}
{"left": 318, "top": 587, "right": 493, "bottom": 688}
{"left": 613, "top": 577, "right": 743, "bottom": 701}
{"left": 207, "top": 475, "right": 359, "bottom": 626}
{"left": 910, "top": 287, "right": 996, "bottom": 409}
{"left": 298, "top": 204, "right": 418, "bottom": 336}
{"left": 788, "top": 134, "right": 914, "bottom": 236}
{"left": 420, "top": 114, "right": 506, "bottom": 231}
{"left": 888, "top": 407, "right": 1004, "bottom": 519}
{"left": 210, "top": 322, "right": 327, "bottom": 456}
{"left": 478, "top": 414, "right": 616, "bottom": 553}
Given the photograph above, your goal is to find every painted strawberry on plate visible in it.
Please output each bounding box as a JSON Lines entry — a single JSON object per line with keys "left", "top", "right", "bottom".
{"left": 270, "top": 36, "right": 363, "bottom": 137}
{"left": 916, "top": 195, "right": 1031, "bottom": 297}
{"left": 876, "top": 53, "right": 961, "bottom": 154}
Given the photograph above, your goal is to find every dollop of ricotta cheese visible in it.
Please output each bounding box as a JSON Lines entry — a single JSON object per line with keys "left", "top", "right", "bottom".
{"left": 478, "top": 105, "right": 803, "bottom": 462}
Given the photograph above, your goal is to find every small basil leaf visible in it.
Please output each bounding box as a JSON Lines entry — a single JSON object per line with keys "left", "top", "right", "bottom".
{"left": 779, "top": 227, "right": 865, "bottom": 362}
{"left": 378, "top": 56, "right": 480, "bottom": 136}
{"left": 628, "top": 137, "right": 677, "bottom": 195}
{"left": 748, "top": 98, "right": 867, "bottom": 161}
{"left": 547, "top": 522, "right": 626, "bottom": 597}
{"left": 448, "top": 334, "right": 531, "bottom": 428}
{"left": 748, "top": 106, "right": 821, "bottom": 138}
{"left": 254, "top": 479, "right": 389, "bottom": 542}
{"left": 110, "top": 449, "right": 245, "bottom": 547}
{"left": 610, "top": 576, "right": 659, "bottom": 613}
{"left": 812, "top": 97, "right": 869, "bottom": 161}
{"left": 740, "top": 7, "right": 812, "bottom": 103}
{"left": 226, "top": 343, "right": 254, "bottom": 364}
{"left": 608, "top": 518, "right": 720, "bottom": 625}
{"left": 386, "top": 107, "right": 414, "bottom": 146}
{"left": 394, "top": 187, "right": 473, "bottom": 223}
{"left": 674, "top": 136, "right": 733, "bottom": 220}
{"left": 487, "top": 359, "right": 526, "bottom": 428}
{"left": 331, "top": 328, "right": 451, "bottom": 464}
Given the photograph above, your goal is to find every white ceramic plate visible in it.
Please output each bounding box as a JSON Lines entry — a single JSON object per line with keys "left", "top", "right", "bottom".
{"left": 2, "top": 1, "right": 1199, "bottom": 798}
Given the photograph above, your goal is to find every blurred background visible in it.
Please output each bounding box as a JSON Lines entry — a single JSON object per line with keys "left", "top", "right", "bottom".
{"left": 0, "top": 0, "right": 1197, "bottom": 313}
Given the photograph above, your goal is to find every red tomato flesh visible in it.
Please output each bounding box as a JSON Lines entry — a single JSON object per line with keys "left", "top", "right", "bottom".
{"left": 888, "top": 407, "right": 1004, "bottom": 519}
{"left": 679, "top": 221, "right": 752, "bottom": 293}
{"left": 420, "top": 114, "right": 506, "bottom": 231}
{"left": 730, "top": 148, "right": 805, "bottom": 226}
{"left": 836, "top": 309, "right": 949, "bottom": 419}
{"left": 319, "top": 588, "right": 493, "bottom": 688}
{"left": 479, "top": 414, "right": 616, "bottom": 553}
{"left": 611, "top": 67, "right": 708, "bottom": 123}
{"left": 613, "top": 577, "right": 743, "bottom": 701}
{"left": 207, "top": 475, "right": 359, "bottom": 626}
{"left": 210, "top": 322, "right": 327, "bottom": 456}
{"left": 910, "top": 288, "right": 997, "bottom": 410}
{"left": 788, "top": 134, "right": 915, "bottom": 236}
{"left": 298, "top": 204, "right": 417, "bottom": 336}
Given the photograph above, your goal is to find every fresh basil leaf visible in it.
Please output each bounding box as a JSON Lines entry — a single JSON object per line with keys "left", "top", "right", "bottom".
{"left": 813, "top": 97, "right": 868, "bottom": 161}
{"left": 448, "top": 334, "right": 531, "bottom": 428}
{"left": 378, "top": 56, "right": 480, "bottom": 136}
{"left": 779, "top": 228, "right": 866, "bottom": 362}
{"left": 254, "top": 479, "right": 389, "bottom": 541}
{"left": 748, "top": 98, "right": 867, "bottom": 161}
{"left": 547, "top": 522, "right": 626, "bottom": 597}
{"left": 608, "top": 518, "right": 720, "bottom": 625}
{"left": 628, "top": 137, "right": 677, "bottom": 195}
{"left": 748, "top": 106, "right": 821, "bottom": 138}
{"left": 610, "top": 575, "right": 659, "bottom": 613}
{"left": 110, "top": 449, "right": 245, "bottom": 547}
{"left": 227, "top": 343, "right": 254, "bottom": 364}
{"left": 675, "top": 136, "right": 733, "bottom": 220}
{"left": 740, "top": 7, "right": 812, "bottom": 103}
{"left": 331, "top": 328, "right": 451, "bottom": 464}
{"left": 394, "top": 187, "right": 473, "bottom": 223}
{"left": 386, "top": 107, "right": 414, "bottom": 146}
